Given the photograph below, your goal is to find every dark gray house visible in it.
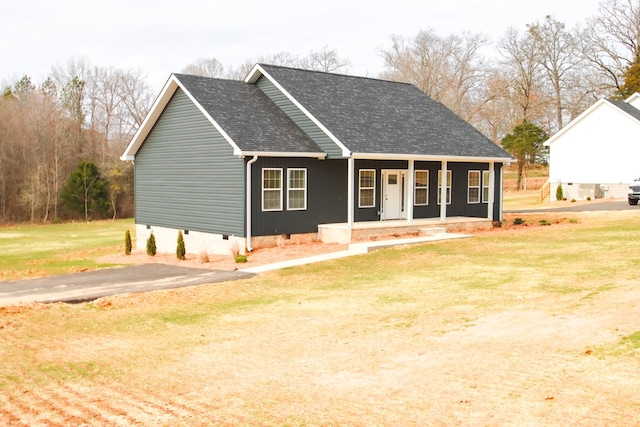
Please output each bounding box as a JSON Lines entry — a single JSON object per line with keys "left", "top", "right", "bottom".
{"left": 121, "top": 64, "right": 513, "bottom": 254}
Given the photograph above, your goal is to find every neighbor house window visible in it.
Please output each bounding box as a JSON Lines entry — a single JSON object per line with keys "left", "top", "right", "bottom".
{"left": 482, "top": 170, "right": 490, "bottom": 203}
{"left": 414, "top": 170, "right": 429, "bottom": 205}
{"left": 287, "top": 168, "right": 307, "bottom": 210}
{"left": 359, "top": 169, "right": 376, "bottom": 208}
{"left": 468, "top": 170, "right": 481, "bottom": 204}
{"left": 437, "top": 170, "right": 451, "bottom": 205}
{"left": 262, "top": 168, "right": 282, "bottom": 211}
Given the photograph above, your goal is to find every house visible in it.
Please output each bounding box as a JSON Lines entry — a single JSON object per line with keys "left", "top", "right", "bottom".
{"left": 544, "top": 93, "right": 640, "bottom": 200}
{"left": 121, "top": 64, "right": 512, "bottom": 255}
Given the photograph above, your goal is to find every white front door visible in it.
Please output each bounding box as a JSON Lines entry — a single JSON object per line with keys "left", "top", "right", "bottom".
{"left": 382, "top": 170, "right": 407, "bottom": 220}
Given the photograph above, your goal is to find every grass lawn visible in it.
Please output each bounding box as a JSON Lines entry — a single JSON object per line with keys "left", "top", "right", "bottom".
{"left": 1, "top": 212, "right": 639, "bottom": 424}
{"left": 0, "top": 219, "right": 134, "bottom": 281}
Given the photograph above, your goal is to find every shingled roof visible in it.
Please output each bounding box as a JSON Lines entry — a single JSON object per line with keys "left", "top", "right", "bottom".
{"left": 254, "top": 64, "right": 510, "bottom": 159}
{"left": 173, "top": 73, "right": 323, "bottom": 155}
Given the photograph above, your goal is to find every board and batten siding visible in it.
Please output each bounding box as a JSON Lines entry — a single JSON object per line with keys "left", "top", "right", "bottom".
{"left": 255, "top": 76, "right": 344, "bottom": 158}
{"left": 135, "top": 88, "right": 245, "bottom": 236}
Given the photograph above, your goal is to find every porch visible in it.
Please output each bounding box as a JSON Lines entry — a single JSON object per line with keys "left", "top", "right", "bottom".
{"left": 318, "top": 217, "right": 494, "bottom": 244}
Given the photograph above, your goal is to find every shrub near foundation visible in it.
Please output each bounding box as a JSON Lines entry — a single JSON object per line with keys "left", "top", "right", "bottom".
{"left": 146, "top": 232, "right": 157, "bottom": 257}
{"left": 176, "top": 231, "right": 186, "bottom": 260}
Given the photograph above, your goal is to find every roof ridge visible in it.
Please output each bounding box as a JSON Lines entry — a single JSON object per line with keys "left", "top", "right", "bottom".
{"left": 257, "top": 63, "right": 414, "bottom": 86}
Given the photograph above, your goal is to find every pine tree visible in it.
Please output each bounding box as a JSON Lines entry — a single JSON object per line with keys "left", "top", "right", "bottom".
{"left": 146, "top": 232, "right": 156, "bottom": 256}
{"left": 556, "top": 183, "right": 564, "bottom": 201}
{"left": 176, "top": 230, "right": 186, "bottom": 260}
{"left": 125, "top": 229, "right": 132, "bottom": 255}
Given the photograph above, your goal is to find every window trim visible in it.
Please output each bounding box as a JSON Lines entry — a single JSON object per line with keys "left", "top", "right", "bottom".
{"left": 468, "top": 170, "right": 481, "bottom": 204}
{"left": 437, "top": 170, "right": 451, "bottom": 205}
{"left": 482, "top": 170, "right": 490, "bottom": 203}
{"left": 358, "top": 169, "right": 376, "bottom": 208}
{"left": 414, "top": 170, "right": 429, "bottom": 206}
{"left": 287, "top": 168, "right": 307, "bottom": 211}
{"left": 262, "top": 168, "right": 283, "bottom": 212}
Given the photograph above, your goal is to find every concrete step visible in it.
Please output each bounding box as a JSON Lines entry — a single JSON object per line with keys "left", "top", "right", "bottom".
{"left": 419, "top": 227, "right": 447, "bottom": 235}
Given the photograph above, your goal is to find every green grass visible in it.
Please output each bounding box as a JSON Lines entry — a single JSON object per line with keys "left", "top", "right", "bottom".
{"left": 0, "top": 219, "right": 134, "bottom": 280}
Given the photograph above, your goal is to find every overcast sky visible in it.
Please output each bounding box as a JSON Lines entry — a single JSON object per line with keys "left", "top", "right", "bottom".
{"left": 3, "top": 0, "right": 603, "bottom": 91}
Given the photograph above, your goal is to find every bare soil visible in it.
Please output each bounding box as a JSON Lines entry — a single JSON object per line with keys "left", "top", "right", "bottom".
{"left": 1, "top": 210, "right": 639, "bottom": 425}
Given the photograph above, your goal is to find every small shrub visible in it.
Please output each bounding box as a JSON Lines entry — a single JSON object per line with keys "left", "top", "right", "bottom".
{"left": 176, "top": 230, "right": 186, "bottom": 260}
{"left": 569, "top": 218, "right": 579, "bottom": 224}
{"left": 198, "top": 251, "right": 210, "bottom": 263}
{"left": 124, "top": 229, "right": 132, "bottom": 255}
{"left": 539, "top": 219, "right": 551, "bottom": 226}
{"left": 513, "top": 217, "right": 525, "bottom": 225}
{"left": 235, "top": 254, "right": 248, "bottom": 263}
{"left": 492, "top": 221, "right": 502, "bottom": 228}
{"left": 586, "top": 196, "right": 591, "bottom": 201}
{"left": 571, "top": 198, "right": 576, "bottom": 203}
{"left": 146, "top": 232, "right": 157, "bottom": 257}
{"left": 556, "top": 183, "right": 564, "bottom": 201}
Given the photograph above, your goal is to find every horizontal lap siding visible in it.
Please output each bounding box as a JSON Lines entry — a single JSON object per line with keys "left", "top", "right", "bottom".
{"left": 135, "top": 89, "right": 245, "bottom": 236}
{"left": 256, "top": 77, "right": 343, "bottom": 158}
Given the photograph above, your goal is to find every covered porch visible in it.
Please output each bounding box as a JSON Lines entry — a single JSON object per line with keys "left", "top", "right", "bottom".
{"left": 318, "top": 216, "right": 494, "bottom": 244}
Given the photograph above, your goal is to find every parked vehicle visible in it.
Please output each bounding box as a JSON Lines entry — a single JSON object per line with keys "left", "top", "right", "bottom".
{"left": 628, "top": 178, "right": 640, "bottom": 205}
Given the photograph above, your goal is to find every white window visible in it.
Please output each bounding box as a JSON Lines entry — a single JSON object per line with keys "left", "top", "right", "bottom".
{"left": 414, "top": 170, "right": 429, "bottom": 206}
{"left": 482, "top": 170, "right": 490, "bottom": 203}
{"left": 359, "top": 169, "right": 375, "bottom": 208}
{"left": 262, "top": 168, "right": 282, "bottom": 211}
{"left": 468, "top": 170, "right": 481, "bottom": 204}
{"left": 437, "top": 170, "right": 451, "bottom": 205}
{"left": 287, "top": 168, "right": 307, "bottom": 210}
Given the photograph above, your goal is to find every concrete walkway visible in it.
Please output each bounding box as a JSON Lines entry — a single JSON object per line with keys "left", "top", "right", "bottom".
{"left": 240, "top": 232, "right": 470, "bottom": 274}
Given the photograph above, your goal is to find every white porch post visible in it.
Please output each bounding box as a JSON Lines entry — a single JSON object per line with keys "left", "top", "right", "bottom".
{"left": 440, "top": 160, "right": 447, "bottom": 222}
{"left": 348, "top": 156, "right": 354, "bottom": 228}
{"left": 407, "top": 159, "right": 414, "bottom": 224}
{"left": 488, "top": 161, "right": 495, "bottom": 221}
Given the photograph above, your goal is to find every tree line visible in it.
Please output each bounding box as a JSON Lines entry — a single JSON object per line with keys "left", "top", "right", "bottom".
{"left": 1, "top": 0, "right": 638, "bottom": 223}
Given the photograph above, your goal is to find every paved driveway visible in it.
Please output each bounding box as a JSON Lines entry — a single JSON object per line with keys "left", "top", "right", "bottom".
{"left": 0, "top": 265, "right": 254, "bottom": 306}
{"left": 505, "top": 200, "right": 637, "bottom": 213}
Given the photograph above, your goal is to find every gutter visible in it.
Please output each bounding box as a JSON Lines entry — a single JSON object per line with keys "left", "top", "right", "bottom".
{"left": 245, "top": 155, "right": 259, "bottom": 252}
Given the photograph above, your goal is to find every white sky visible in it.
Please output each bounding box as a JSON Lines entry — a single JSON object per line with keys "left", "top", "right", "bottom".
{"left": 2, "top": 0, "right": 603, "bottom": 90}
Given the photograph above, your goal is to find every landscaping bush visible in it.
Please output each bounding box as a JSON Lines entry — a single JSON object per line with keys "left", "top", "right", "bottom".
{"left": 556, "top": 183, "right": 564, "bottom": 201}
{"left": 125, "top": 229, "right": 132, "bottom": 255}
{"left": 176, "top": 230, "right": 186, "bottom": 260}
{"left": 146, "top": 232, "right": 157, "bottom": 257}
{"left": 513, "top": 217, "right": 525, "bottom": 225}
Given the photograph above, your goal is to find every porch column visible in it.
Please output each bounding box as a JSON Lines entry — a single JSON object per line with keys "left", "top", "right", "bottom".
{"left": 488, "top": 161, "right": 495, "bottom": 221}
{"left": 440, "top": 160, "right": 447, "bottom": 222}
{"left": 407, "top": 159, "right": 414, "bottom": 224}
{"left": 347, "top": 157, "right": 354, "bottom": 228}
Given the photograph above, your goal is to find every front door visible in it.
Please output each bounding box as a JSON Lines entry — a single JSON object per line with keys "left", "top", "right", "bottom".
{"left": 382, "top": 170, "right": 407, "bottom": 220}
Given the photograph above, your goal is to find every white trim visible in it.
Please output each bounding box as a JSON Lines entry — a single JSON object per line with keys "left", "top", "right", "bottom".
{"left": 439, "top": 162, "right": 448, "bottom": 222}
{"left": 544, "top": 97, "right": 640, "bottom": 147}
{"left": 351, "top": 152, "right": 513, "bottom": 163}
{"left": 358, "top": 169, "right": 376, "bottom": 208}
{"left": 246, "top": 155, "right": 259, "bottom": 252}
{"left": 482, "top": 170, "right": 490, "bottom": 203}
{"left": 262, "top": 168, "right": 283, "bottom": 211}
{"left": 121, "top": 74, "right": 242, "bottom": 160}
{"left": 407, "top": 160, "right": 415, "bottom": 224}
{"left": 347, "top": 157, "right": 354, "bottom": 228}
{"left": 414, "top": 169, "right": 429, "bottom": 206}
{"left": 287, "top": 168, "right": 307, "bottom": 211}
{"left": 238, "top": 150, "right": 326, "bottom": 159}
{"left": 487, "top": 163, "right": 495, "bottom": 221}
{"left": 467, "top": 170, "right": 481, "bottom": 204}
{"left": 245, "top": 64, "right": 352, "bottom": 157}
{"left": 437, "top": 169, "right": 452, "bottom": 206}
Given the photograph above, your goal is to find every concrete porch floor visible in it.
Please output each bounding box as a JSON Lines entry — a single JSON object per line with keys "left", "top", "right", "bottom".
{"left": 317, "top": 217, "right": 494, "bottom": 244}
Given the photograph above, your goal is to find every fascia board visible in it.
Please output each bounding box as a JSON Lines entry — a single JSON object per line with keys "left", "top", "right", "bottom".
{"left": 543, "top": 98, "right": 608, "bottom": 147}
{"left": 351, "top": 152, "right": 515, "bottom": 163}
{"left": 248, "top": 64, "right": 352, "bottom": 157}
{"left": 120, "top": 74, "right": 242, "bottom": 160}
{"left": 238, "top": 151, "right": 327, "bottom": 158}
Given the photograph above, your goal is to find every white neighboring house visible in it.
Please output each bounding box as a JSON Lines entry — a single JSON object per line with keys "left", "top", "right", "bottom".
{"left": 544, "top": 93, "right": 640, "bottom": 200}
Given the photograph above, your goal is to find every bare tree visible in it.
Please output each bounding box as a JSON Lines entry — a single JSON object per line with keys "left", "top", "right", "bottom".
{"left": 528, "top": 16, "right": 582, "bottom": 130}
{"left": 581, "top": 0, "right": 640, "bottom": 92}
{"left": 182, "top": 57, "right": 226, "bottom": 78}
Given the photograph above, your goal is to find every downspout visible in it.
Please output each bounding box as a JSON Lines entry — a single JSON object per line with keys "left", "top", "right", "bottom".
{"left": 245, "top": 155, "right": 259, "bottom": 252}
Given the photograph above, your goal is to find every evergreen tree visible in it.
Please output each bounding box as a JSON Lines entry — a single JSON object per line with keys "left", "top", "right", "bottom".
{"left": 60, "top": 161, "right": 110, "bottom": 220}
{"left": 125, "top": 229, "right": 132, "bottom": 255}
{"left": 615, "top": 56, "right": 640, "bottom": 100}
{"left": 146, "top": 232, "right": 156, "bottom": 256}
{"left": 176, "top": 230, "right": 186, "bottom": 260}
{"left": 501, "top": 121, "right": 548, "bottom": 190}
